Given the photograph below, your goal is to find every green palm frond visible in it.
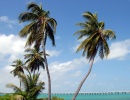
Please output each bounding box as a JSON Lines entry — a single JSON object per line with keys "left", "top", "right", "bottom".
{"left": 19, "top": 2, "right": 57, "bottom": 51}
{"left": 19, "top": 22, "right": 36, "bottom": 37}
{"left": 24, "top": 48, "right": 45, "bottom": 72}
{"left": 19, "top": 12, "right": 38, "bottom": 23}
{"left": 7, "top": 71, "right": 45, "bottom": 99}
{"left": 103, "top": 29, "right": 116, "bottom": 39}
{"left": 75, "top": 11, "right": 116, "bottom": 60}
{"left": 46, "top": 23, "right": 55, "bottom": 46}
{"left": 83, "top": 11, "right": 97, "bottom": 23}
{"left": 6, "top": 83, "right": 22, "bottom": 93}
{"left": 10, "top": 59, "right": 24, "bottom": 77}
{"left": 48, "top": 18, "right": 57, "bottom": 33}
{"left": 27, "top": 2, "right": 42, "bottom": 14}
{"left": 98, "top": 21, "right": 105, "bottom": 29}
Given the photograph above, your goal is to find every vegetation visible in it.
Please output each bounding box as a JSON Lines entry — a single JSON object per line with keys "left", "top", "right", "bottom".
{"left": 37, "top": 96, "right": 64, "bottom": 100}
{"left": 18, "top": 2, "right": 57, "bottom": 100}
{"left": 72, "top": 11, "right": 116, "bottom": 100}
{"left": 24, "top": 48, "right": 46, "bottom": 74}
{"left": 10, "top": 59, "right": 24, "bottom": 89}
{"left": 7, "top": 67, "right": 44, "bottom": 100}
{"left": 0, "top": 94, "right": 12, "bottom": 100}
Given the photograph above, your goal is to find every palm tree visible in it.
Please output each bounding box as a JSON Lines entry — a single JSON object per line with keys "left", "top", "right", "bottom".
{"left": 18, "top": 2, "right": 57, "bottom": 99}
{"left": 72, "top": 11, "right": 116, "bottom": 100}
{"left": 24, "top": 48, "right": 47, "bottom": 74}
{"left": 7, "top": 68, "right": 44, "bottom": 100}
{"left": 10, "top": 59, "right": 24, "bottom": 89}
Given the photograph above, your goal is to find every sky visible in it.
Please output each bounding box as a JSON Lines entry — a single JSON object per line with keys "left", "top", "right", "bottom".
{"left": 0, "top": 0, "right": 130, "bottom": 93}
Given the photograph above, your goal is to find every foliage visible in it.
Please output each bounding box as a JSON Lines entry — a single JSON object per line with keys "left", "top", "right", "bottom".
{"left": 0, "top": 94, "right": 12, "bottom": 100}
{"left": 10, "top": 59, "right": 24, "bottom": 77}
{"left": 37, "top": 96, "right": 64, "bottom": 100}
{"left": 75, "top": 11, "right": 116, "bottom": 60}
{"left": 7, "top": 68, "right": 45, "bottom": 100}
{"left": 19, "top": 2, "right": 57, "bottom": 51}
{"left": 24, "top": 48, "right": 46, "bottom": 73}
{"left": 52, "top": 96, "right": 64, "bottom": 100}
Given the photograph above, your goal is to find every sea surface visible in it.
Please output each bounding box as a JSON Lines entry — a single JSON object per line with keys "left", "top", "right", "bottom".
{"left": 37, "top": 92, "right": 130, "bottom": 100}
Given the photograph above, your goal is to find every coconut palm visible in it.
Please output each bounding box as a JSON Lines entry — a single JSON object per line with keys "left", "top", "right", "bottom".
{"left": 7, "top": 68, "right": 44, "bottom": 100}
{"left": 72, "top": 11, "right": 116, "bottom": 100}
{"left": 24, "top": 48, "right": 47, "bottom": 74}
{"left": 10, "top": 59, "right": 24, "bottom": 89}
{"left": 18, "top": 2, "right": 57, "bottom": 99}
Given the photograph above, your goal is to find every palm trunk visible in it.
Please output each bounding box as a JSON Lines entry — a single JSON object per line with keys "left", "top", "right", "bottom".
{"left": 20, "top": 80, "right": 21, "bottom": 89}
{"left": 72, "top": 58, "right": 94, "bottom": 100}
{"left": 42, "top": 41, "right": 51, "bottom": 100}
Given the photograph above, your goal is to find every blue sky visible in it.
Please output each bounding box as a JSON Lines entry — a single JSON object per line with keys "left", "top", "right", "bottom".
{"left": 0, "top": 0, "right": 130, "bottom": 93}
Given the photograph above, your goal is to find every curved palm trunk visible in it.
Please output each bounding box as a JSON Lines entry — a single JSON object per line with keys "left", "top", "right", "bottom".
{"left": 72, "top": 58, "right": 94, "bottom": 100}
{"left": 44, "top": 51, "right": 51, "bottom": 100}
{"left": 20, "top": 80, "right": 21, "bottom": 89}
{"left": 42, "top": 41, "right": 51, "bottom": 100}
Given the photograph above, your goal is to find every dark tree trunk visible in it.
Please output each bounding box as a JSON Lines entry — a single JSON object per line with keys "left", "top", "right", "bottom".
{"left": 72, "top": 58, "right": 94, "bottom": 100}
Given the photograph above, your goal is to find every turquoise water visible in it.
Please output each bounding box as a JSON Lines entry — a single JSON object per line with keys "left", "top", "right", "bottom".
{"left": 37, "top": 92, "right": 130, "bottom": 100}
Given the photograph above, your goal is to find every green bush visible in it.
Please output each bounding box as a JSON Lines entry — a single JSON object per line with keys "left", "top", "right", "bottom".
{"left": 52, "top": 96, "right": 64, "bottom": 100}
{"left": 0, "top": 94, "right": 13, "bottom": 100}
{"left": 38, "top": 96, "right": 64, "bottom": 100}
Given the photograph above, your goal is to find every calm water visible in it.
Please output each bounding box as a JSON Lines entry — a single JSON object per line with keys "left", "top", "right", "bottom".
{"left": 37, "top": 92, "right": 130, "bottom": 100}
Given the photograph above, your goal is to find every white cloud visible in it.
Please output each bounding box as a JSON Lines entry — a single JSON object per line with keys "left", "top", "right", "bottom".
{"left": 0, "top": 16, "right": 16, "bottom": 24}
{"left": 0, "top": 16, "right": 17, "bottom": 28}
{"left": 0, "top": 66, "right": 19, "bottom": 93}
{"left": 0, "top": 34, "right": 25, "bottom": 63}
{"left": 38, "top": 57, "right": 90, "bottom": 92}
{"left": 46, "top": 50, "right": 61, "bottom": 57}
{"left": 108, "top": 39, "right": 130, "bottom": 59}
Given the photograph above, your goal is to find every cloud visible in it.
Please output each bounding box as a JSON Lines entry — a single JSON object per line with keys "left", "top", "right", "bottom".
{"left": 38, "top": 57, "right": 91, "bottom": 92}
{"left": 0, "top": 16, "right": 17, "bottom": 28}
{"left": 0, "top": 16, "right": 16, "bottom": 24}
{"left": 0, "top": 34, "right": 62, "bottom": 63}
{"left": 108, "top": 39, "right": 130, "bottom": 59}
{"left": 0, "top": 66, "right": 19, "bottom": 93}
{"left": 46, "top": 50, "right": 61, "bottom": 57}
{"left": 0, "top": 34, "right": 25, "bottom": 63}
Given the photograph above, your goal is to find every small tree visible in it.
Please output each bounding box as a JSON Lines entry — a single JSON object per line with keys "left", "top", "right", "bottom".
{"left": 10, "top": 59, "right": 24, "bottom": 89}
{"left": 7, "top": 68, "right": 44, "bottom": 100}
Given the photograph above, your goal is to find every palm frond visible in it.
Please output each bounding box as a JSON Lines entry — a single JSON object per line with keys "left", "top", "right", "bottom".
{"left": 27, "top": 2, "right": 41, "bottom": 13}
{"left": 19, "top": 12, "right": 38, "bottom": 23}
{"left": 46, "top": 23, "right": 55, "bottom": 46}
{"left": 6, "top": 83, "right": 22, "bottom": 93}
{"left": 19, "top": 22, "right": 35, "bottom": 37}
{"left": 48, "top": 18, "right": 57, "bottom": 33}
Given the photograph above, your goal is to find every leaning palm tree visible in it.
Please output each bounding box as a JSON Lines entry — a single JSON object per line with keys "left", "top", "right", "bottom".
{"left": 72, "top": 11, "right": 116, "bottom": 100}
{"left": 24, "top": 48, "right": 47, "bottom": 74}
{"left": 10, "top": 59, "right": 24, "bottom": 89}
{"left": 18, "top": 2, "right": 57, "bottom": 99}
{"left": 7, "top": 68, "right": 44, "bottom": 100}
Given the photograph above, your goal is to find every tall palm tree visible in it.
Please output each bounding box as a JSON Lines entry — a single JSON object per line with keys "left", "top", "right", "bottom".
{"left": 10, "top": 59, "right": 24, "bottom": 89}
{"left": 7, "top": 68, "right": 44, "bottom": 100}
{"left": 24, "top": 48, "right": 47, "bottom": 74}
{"left": 18, "top": 2, "right": 57, "bottom": 100}
{"left": 72, "top": 11, "right": 116, "bottom": 100}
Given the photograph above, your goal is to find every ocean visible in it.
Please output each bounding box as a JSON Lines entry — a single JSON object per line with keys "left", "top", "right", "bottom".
{"left": 37, "top": 92, "right": 130, "bottom": 100}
